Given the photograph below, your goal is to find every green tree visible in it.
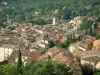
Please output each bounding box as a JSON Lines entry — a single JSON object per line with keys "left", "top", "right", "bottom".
{"left": 7, "top": 26, "right": 16, "bottom": 30}
{"left": 17, "top": 49, "right": 22, "bottom": 74}
{"left": 22, "top": 60, "right": 73, "bottom": 75}
{"left": 96, "top": 33, "right": 100, "bottom": 39}
{"left": 49, "top": 40, "right": 55, "bottom": 48}
{"left": 94, "top": 72, "right": 100, "bottom": 75}
{"left": 56, "top": 42, "right": 66, "bottom": 49}
{"left": 15, "top": 15, "right": 26, "bottom": 22}
{"left": 37, "top": 18, "right": 46, "bottom": 25}
{"left": 0, "top": 64, "right": 17, "bottom": 75}
{"left": 64, "top": 40, "right": 70, "bottom": 50}
{"left": 80, "top": 20, "right": 93, "bottom": 30}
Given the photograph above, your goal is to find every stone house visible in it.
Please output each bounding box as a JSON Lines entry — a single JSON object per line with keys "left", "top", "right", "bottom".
{"left": 0, "top": 44, "right": 16, "bottom": 62}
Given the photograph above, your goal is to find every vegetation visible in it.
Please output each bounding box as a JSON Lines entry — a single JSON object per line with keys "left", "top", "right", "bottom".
{"left": 0, "top": 64, "right": 17, "bottom": 75}
{"left": 0, "top": 60, "right": 73, "bottom": 75}
{"left": 37, "top": 18, "right": 47, "bottom": 25}
{"left": 7, "top": 26, "right": 16, "bottom": 30}
{"left": 80, "top": 20, "right": 93, "bottom": 30}
{"left": 56, "top": 40, "right": 70, "bottom": 50}
{"left": 49, "top": 40, "right": 56, "bottom": 48}
{"left": 23, "top": 60, "right": 73, "bottom": 75}
{"left": 94, "top": 72, "right": 100, "bottom": 75}
{"left": 17, "top": 49, "right": 22, "bottom": 74}
{"left": 96, "top": 33, "right": 100, "bottom": 39}
{"left": 1, "top": 0, "right": 99, "bottom": 23}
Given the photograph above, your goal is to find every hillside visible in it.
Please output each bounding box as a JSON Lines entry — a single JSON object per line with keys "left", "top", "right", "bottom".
{"left": 1, "top": 0, "right": 100, "bottom": 23}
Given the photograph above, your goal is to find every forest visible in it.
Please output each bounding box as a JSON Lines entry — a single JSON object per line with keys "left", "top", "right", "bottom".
{"left": 0, "top": 0, "right": 100, "bottom": 23}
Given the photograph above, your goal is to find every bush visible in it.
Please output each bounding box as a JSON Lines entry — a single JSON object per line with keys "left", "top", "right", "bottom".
{"left": 8, "top": 26, "right": 16, "bottom": 30}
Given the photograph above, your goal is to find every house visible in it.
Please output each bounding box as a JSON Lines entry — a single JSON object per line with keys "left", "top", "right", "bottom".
{"left": 39, "top": 47, "right": 60, "bottom": 60}
{"left": 9, "top": 50, "right": 30, "bottom": 64}
{"left": 69, "top": 42, "right": 80, "bottom": 53}
{"left": 93, "top": 40, "right": 100, "bottom": 50}
{"left": 80, "top": 49, "right": 100, "bottom": 71}
{"left": 84, "top": 35, "right": 96, "bottom": 41}
{"left": 81, "top": 56, "right": 100, "bottom": 70}
{"left": 84, "top": 6, "right": 91, "bottom": 9}
{"left": 78, "top": 35, "right": 96, "bottom": 52}
{"left": 0, "top": 44, "right": 16, "bottom": 62}
{"left": 0, "top": 36, "right": 5, "bottom": 46}
{"left": 52, "top": 17, "right": 58, "bottom": 25}
{"left": 78, "top": 39, "right": 93, "bottom": 51}
{"left": 55, "top": 33, "right": 62, "bottom": 41}
{"left": 54, "top": 9, "right": 59, "bottom": 14}
{"left": 1, "top": 2, "right": 7, "bottom": 5}
{"left": 35, "top": 12, "right": 40, "bottom": 15}
{"left": 78, "top": 35, "right": 96, "bottom": 51}
{"left": 73, "top": 16, "right": 86, "bottom": 28}
{"left": 25, "top": 51, "right": 45, "bottom": 62}
{"left": 39, "top": 47, "right": 82, "bottom": 75}
{"left": 97, "top": 22, "right": 100, "bottom": 29}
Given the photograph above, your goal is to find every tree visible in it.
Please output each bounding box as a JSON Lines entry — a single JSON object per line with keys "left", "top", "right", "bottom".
{"left": 63, "top": 9, "right": 71, "bottom": 20}
{"left": 49, "top": 40, "right": 55, "bottom": 48}
{"left": 56, "top": 42, "right": 66, "bottom": 49}
{"left": 22, "top": 60, "right": 73, "bottom": 75}
{"left": 15, "top": 15, "right": 26, "bottom": 22}
{"left": 0, "top": 64, "right": 17, "bottom": 75}
{"left": 0, "top": 63, "right": 17, "bottom": 75}
{"left": 37, "top": 18, "right": 46, "bottom": 25}
{"left": 94, "top": 72, "right": 100, "bottom": 75}
{"left": 17, "top": 49, "right": 22, "bottom": 74}
{"left": 80, "top": 20, "right": 93, "bottom": 30}
{"left": 7, "top": 26, "right": 16, "bottom": 30}
{"left": 88, "top": 25, "right": 93, "bottom": 36}
{"left": 64, "top": 40, "right": 70, "bottom": 50}
{"left": 96, "top": 33, "right": 100, "bottom": 39}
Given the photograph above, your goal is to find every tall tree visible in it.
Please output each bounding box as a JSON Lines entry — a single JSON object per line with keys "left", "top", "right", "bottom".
{"left": 64, "top": 40, "right": 70, "bottom": 50}
{"left": 17, "top": 48, "right": 22, "bottom": 74}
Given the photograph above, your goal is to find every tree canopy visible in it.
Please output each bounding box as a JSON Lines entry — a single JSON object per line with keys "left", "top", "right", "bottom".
{"left": 5, "top": 0, "right": 100, "bottom": 22}
{"left": 94, "top": 72, "right": 100, "bottom": 75}
{"left": 23, "top": 60, "right": 73, "bottom": 75}
{"left": 80, "top": 20, "right": 93, "bottom": 30}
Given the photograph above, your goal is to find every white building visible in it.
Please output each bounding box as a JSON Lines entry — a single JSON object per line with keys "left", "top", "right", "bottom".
{"left": 0, "top": 44, "right": 16, "bottom": 62}
{"left": 53, "top": 17, "right": 58, "bottom": 25}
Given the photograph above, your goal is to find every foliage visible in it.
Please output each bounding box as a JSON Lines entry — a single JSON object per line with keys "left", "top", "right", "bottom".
{"left": 56, "top": 40, "right": 70, "bottom": 50}
{"left": 0, "top": 60, "right": 73, "bottom": 75}
{"left": 96, "top": 33, "right": 100, "bottom": 39}
{"left": 6, "top": 0, "right": 100, "bottom": 21}
{"left": 22, "top": 60, "right": 73, "bottom": 75}
{"left": 64, "top": 40, "right": 70, "bottom": 49}
{"left": 37, "top": 18, "right": 46, "bottom": 25}
{"left": 49, "top": 40, "right": 55, "bottom": 48}
{"left": 80, "top": 20, "right": 93, "bottom": 30}
{"left": 15, "top": 15, "right": 26, "bottom": 21}
{"left": 94, "top": 72, "right": 100, "bottom": 75}
{"left": 17, "top": 49, "right": 22, "bottom": 74}
{"left": 56, "top": 42, "right": 66, "bottom": 49}
{"left": 7, "top": 26, "right": 16, "bottom": 30}
{"left": 0, "top": 64, "right": 17, "bottom": 75}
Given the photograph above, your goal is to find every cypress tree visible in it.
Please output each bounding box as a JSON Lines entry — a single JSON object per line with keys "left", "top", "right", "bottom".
{"left": 49, "top": 40, "right": 55, "bottom": 48}
{"left": 85, "top": 29, "right": 88, "bottom": 35}
{"left": 17, "top": 48, "right": 22, "bottom": 74}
